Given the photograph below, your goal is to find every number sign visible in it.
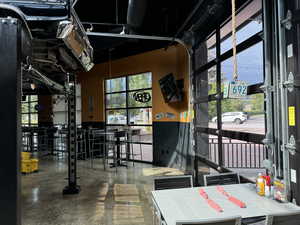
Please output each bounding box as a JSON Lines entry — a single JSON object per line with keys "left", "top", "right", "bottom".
{"left": 223, "top": 81, "right": 248, "bottom": 99}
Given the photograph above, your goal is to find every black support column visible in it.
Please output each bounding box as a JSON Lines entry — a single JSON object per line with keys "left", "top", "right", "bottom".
{"left": 63, "top": 74, "right": 80, "bottom": 194}
{"left": 0, "top": 18, "right": 22, "bottom": 225}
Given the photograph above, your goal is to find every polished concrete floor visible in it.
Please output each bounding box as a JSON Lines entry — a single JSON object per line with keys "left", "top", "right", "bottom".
{"left": 22, "top": 157, "right": 158, "bottom": 225}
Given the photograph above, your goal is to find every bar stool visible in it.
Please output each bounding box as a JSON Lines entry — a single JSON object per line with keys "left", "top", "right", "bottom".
{"left": 89, "top": 129, "right": 106, "bottom": 169}
{"left": 128, "top": 129, "right": 143, "bottom": 165}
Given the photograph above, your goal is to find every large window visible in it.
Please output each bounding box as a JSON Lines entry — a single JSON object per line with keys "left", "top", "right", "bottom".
{"left": 105, "top": 72, "right": 153, "bottom": 162}
{"left": 22, "top": 95, "right": 38, "bottom": 127}
{"left": 193, "top": 0, "right": 266, "bottom": 179}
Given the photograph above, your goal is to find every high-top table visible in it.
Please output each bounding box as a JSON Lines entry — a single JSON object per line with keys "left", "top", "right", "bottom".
{"left": 152, "top": 183, "right": 300, "bottom": 225}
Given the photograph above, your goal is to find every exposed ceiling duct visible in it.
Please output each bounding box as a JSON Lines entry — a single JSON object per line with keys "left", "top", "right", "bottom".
{"left": 127, "top": 0, "right": 147, "bottom": 34}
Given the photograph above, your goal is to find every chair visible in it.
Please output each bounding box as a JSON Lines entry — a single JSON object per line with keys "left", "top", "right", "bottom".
{"left": 127, "top": 128, "right": 143, "bottom": 165}
{"left": 153, "top": 175, "right": 193, "bottom": 225}
{"left": 204, "top": 172, "right": 240, "bottom": 186}
{"left": 88, "top": 129, "right": 106, "bottom": 169}
{"left": 176, "top": 216, "right": 242, "bottom": 225}
{"left": 154, "top": 175, "right": 193, "bottom": 190}
{"left": 265, "top": 211, "right": 300, "bottom": 225}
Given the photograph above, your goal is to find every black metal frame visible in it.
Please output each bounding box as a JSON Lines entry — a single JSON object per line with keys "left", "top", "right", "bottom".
{"left": 0, "top": 17, "right": 22, "bottom": 225}
{"left": 63, "top": 74, "right": 80, "bottom": 195}
{"left": 104, "top": 72, "right": 153, "bottom": 162}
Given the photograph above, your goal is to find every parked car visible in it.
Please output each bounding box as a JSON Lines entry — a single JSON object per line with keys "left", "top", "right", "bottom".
{"left": 212, "top": 112, "right": 247, "bottom": 124}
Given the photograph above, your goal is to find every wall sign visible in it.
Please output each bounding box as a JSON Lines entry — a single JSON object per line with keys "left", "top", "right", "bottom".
{"left": 133, "top": 91, "right": 151, "bottom": 103}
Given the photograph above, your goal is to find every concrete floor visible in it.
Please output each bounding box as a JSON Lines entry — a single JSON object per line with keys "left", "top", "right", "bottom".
{"left": 22, "top": 157, "right": 156, "bottom": 225}
{"left": 21, "top": 157, "right": 264, "bottom": 225}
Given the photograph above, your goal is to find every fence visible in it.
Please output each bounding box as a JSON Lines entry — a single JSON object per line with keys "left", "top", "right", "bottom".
{"left": 209, "top": 137, "right": 267, "bottom": 168}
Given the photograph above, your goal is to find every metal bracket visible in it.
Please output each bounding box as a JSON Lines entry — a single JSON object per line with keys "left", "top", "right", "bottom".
{"left": 286, "top": 135, "right": 296, "bottom": 155}
{"left": 260, "top": 84, "right": 274, "bottom": 93}
{"left": 281, "top": 10, "right": 292, "bottom": 30}
{"left": 283, "top": 72, "right": 294, "bottom": 92}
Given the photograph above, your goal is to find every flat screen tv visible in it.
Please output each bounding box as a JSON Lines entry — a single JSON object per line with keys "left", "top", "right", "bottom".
{"left": 159, "top": 73, "right": 183, "bottom": 103}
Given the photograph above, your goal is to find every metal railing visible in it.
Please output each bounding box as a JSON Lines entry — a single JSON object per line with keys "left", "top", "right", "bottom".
{"left": 209, "top": 137, "right": 267, "bottom": 168}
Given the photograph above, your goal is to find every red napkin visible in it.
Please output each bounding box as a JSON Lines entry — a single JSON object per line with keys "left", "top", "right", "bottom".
{"left": 199, "top": 189, "right": 223, "bottom": 212}
{"left": 216, "top": 186, "right": 246, "bottom": 208}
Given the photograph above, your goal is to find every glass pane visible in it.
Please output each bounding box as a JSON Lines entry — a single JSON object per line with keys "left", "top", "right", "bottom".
{"left": 22, "top": 103, "right": 29, "bottom": 113}
{"left": 208, "top": 101, "right": 218, "bottom": 129}
{"left": 194, "top": 34, "right": 216, "bottom": 68}
{"left": 127, "top": 126, "right": 153, "bottom": 162}
{"left": 221, "top": 94, "right": 265, "bottom": 134}
{"left": 129, "top": 108, "right": 152, "bottom": 125}
{"left": 106, "top": 93, "right": 126, "bottom": 108}
{"left": 221, "top": 42, "right": 263, "bottom": 85}
{"left": 31, "top": 114, "right": 38, "bottom": 125}
{"left": 106, "top": 77, "right": 126, "bottom": 93}
{"left": 221, "top": 3, "right": 262, "bottom": 54}
{"left": 129, "top": 126, "right": 152, "bottom": 144}
{"left": 195, "top": 66, "right": 217, "bottom": 99}
{"left": 128, "top": 72, "right": 152, "bottom": 90}
{"left": 128, "top": 90, "right": 152, "bottom": 107}
{"left": 30, "top": 95, "right": 38, "bottom": 101}
{"left": 196, "top": 101, "right": 217, "bottom": 129}
{"left": 30, "top": 102, "right": 38, "bottom": 113}
{"left": 222, "top": 137, "right": 267, "bottom": 173}
{"left": 208, "top": 135, "right": 219, "bottom": 164}
{"left": 22, "top": 114, "right": 29, "bottom": 124}
{"left": 106, "top": 110, "right": 127, "bottom": 124}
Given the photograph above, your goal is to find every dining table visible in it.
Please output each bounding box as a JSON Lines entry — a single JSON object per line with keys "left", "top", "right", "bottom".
{"left": 151, "top": 183, "right": 300, "bottom": 225}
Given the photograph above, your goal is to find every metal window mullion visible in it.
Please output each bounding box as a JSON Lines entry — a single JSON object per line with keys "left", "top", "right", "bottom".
{"left": 125, "top": 76, "right": 129, "bottom": 125}
{"left": 216, "top": 26, "right": 223, "bottom": 167}
{"left": 277, "top": 0, "right": 290, "bottom": 202}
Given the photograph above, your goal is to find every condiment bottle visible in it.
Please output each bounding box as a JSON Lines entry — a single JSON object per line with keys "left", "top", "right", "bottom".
{"left": 256, "top": 173, "right": 265, "bottom": 196}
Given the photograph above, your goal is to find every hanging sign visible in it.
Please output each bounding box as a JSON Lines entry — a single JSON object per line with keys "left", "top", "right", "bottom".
{"left": 223, "top": 80, "right": 248, "bottom": 99}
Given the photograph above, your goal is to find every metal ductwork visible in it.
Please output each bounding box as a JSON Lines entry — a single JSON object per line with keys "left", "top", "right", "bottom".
{"left": 127, "top": 0, "right": 147, "bottom": 33}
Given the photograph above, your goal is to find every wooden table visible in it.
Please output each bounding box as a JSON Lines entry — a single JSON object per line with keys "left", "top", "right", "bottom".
{"left": 152, "top": 183, "right": 300, "bottom": 225}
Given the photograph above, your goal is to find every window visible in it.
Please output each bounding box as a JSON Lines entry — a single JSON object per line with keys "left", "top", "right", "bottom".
{"left": 193, "top": 0, "right": 266, "bottom": 178}
{"left": 105, "top": 72, "right": 153, "bottom": 162}
{"left": 22, "top": 95, "right": 38, "bottom": 126}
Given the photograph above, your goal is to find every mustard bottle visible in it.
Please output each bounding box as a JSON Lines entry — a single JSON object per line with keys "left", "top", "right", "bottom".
{"left": 256, "top": 173, "right": 265, "bottom": 196}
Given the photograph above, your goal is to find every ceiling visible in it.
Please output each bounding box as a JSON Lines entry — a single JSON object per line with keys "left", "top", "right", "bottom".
{"left": 74, "top": 0, "right": 251, "bottom": 64}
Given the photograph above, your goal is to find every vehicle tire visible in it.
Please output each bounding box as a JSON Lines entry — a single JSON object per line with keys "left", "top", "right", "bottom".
{"left": 234, "top": 118, "right": 242, "bottom": 124}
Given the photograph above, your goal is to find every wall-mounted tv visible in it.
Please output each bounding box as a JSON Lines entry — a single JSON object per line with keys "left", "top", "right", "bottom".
{"left": 159, "top": 73, "right": 183, "bottom": 103}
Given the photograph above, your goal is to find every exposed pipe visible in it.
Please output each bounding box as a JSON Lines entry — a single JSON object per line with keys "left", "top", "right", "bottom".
{"left": 0, "top": 3, "right": 33, "bottom": 40}
{"left": 127, "top": 0, "right": 147, "bottom": 32}
{"left": 172, "top": 0, "right": 205, "bottom": 42}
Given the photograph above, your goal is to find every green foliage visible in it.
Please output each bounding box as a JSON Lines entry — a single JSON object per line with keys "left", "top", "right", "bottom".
{"left": 106, "top": 73, "right": 152, "bottom": 122}
{"left": 207, "top": 82, "right": 264, "bottom": 119}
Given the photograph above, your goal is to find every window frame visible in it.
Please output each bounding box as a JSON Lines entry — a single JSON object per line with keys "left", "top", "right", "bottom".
{"left": 22, "top": 95, "right": 38, "bottom": 127}
{"left": 104, "top": 72, "right": 153, "bottom": 127}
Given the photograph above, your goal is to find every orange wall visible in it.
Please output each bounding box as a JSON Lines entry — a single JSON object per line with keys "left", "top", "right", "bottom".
{"left": 78, "top": 44, "right": 189, "bottom": 123}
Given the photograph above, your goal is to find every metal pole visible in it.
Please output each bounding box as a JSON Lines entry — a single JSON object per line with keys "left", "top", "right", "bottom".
{"left": 63, "top": 73, "right": 80, "bottom": 195}
{"left": 272, "top": 0, "right": 282, "bottom": 178}
{"left": 216, "top": 26, "right": 223, "bottom": 167}
{"left": 0, "top": 17, "right": 22, "bottom": 225}
{"left": 191, "top": 46, "right": 199, "bottom": 186}
{"left": 262, "top": 0, "right": 275, "bottom": 174}
{"left": 277, "top": 0, "right": 291, "bottom": 202}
